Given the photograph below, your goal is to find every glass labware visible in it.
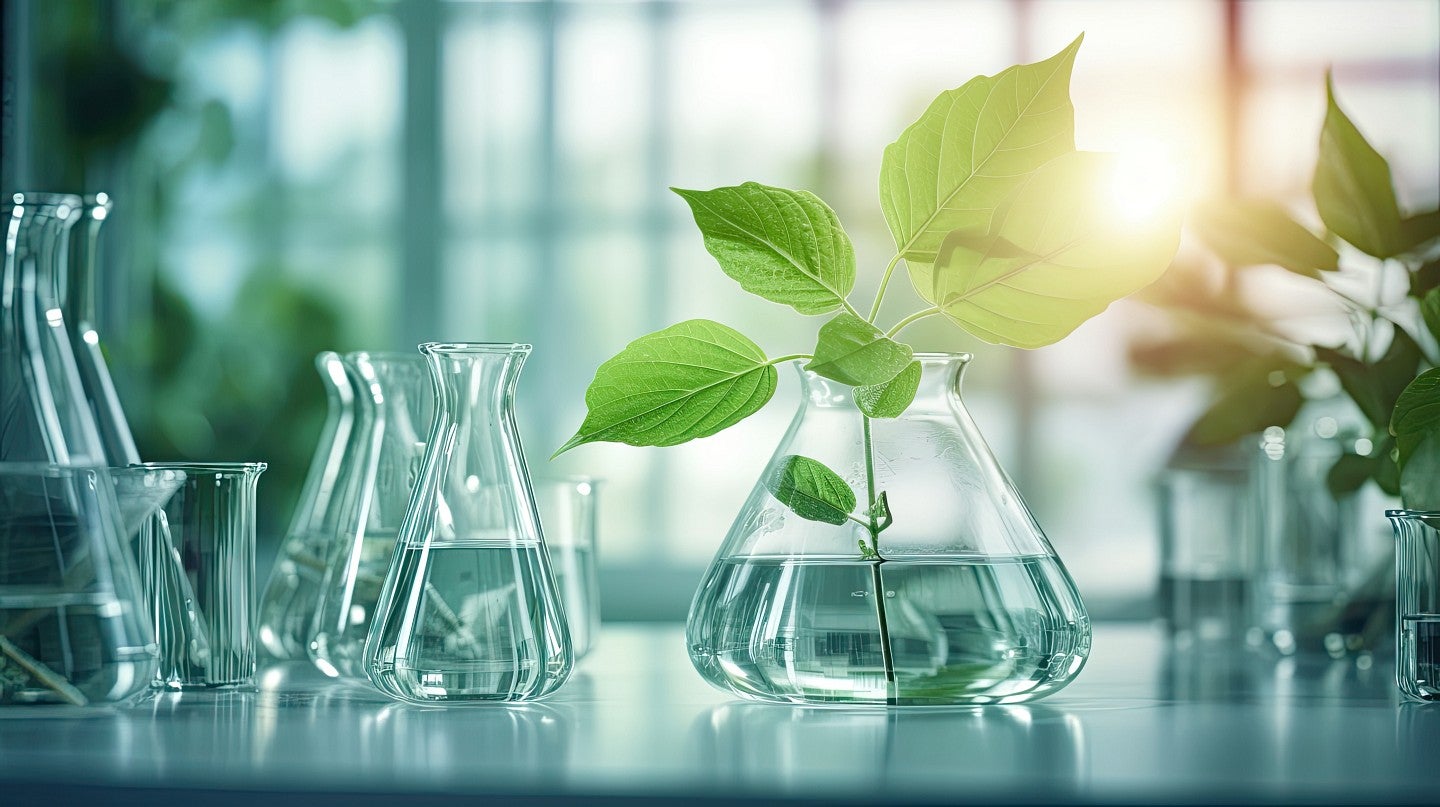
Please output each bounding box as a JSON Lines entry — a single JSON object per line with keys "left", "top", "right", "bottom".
{"left": 364, "top": 343, "right": 572, "bottom": 703}
{"left": 257, "top": 352, "right": 356, "bottom": 659}
{"left": 0, "top": 463, "right": 157, "bottom": 705}
{"left": 533, "top": 477, "right": 600, "bottom": 659}
{"left": 1388, "top": 510, "right": 1440, "bottom": 702}
{"left": 310, "top": 352, "right": 434, "bottom": 679}
{"left": 686, "top": 355, "right": 1090, "bottom": 706}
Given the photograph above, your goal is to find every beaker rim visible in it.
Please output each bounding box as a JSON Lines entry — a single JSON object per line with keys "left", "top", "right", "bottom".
{"left": 420, "top": 342, "right": 533, "bottom": 355}
{"left": 122, "top": 461, "right": 268, "bottom": 477}
{"left": 1387, "top": 509, "right": 1440, "bottom": 518}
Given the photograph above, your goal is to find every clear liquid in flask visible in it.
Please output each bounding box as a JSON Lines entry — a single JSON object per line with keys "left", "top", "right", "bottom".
{"left": 366, "top": 536, "right": 569, "bottom": 703}
{"left": 688, "top": 554, "right": 1090, "bottom": 705}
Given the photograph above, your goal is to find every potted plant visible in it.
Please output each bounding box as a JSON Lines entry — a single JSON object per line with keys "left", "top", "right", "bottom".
{"left": 555, "top": 36, "right": 1182, "bottom": 705}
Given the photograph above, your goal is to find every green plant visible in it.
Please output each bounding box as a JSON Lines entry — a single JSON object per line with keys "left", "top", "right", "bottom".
{"left": 1155, "top": 75, "right": 1440, "bottom": 508}
{"left": 555, "top": 37, "right": 1180, "bottom": 689}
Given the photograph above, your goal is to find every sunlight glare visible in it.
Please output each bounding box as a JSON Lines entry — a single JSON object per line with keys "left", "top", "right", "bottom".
{"left": 1107, "top": 140, "right": 1186, "bottom": 226}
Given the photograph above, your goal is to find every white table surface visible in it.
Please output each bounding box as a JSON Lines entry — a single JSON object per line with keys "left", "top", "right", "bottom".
{"left": 0, "top": 623, "right": 1436, "bottom": 805}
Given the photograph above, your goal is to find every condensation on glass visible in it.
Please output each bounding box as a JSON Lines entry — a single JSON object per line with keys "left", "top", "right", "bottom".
{"left": 687, "top": 355, "right": 1090, "bottom": 706}
{"left": 365, "top": 342, "right": 572, "bottom": 703}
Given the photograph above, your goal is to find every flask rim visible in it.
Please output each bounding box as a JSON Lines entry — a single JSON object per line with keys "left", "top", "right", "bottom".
{"left": 345, "top": 350, "right": 428, "bottom": 364}
{"left": 121, "top": 461, "right": 268, "bottom": 478}
{"left": 6, "top": 191, "right": 84, "bottom": 210}
{"left": 0, "top": 461, "right": 111, "bottom": 478}
{"left": 1387, "top": 509, "right": 1440, "bottom": 519}
{"left": 420, "top": 341, "right": 533, "bottom": 356}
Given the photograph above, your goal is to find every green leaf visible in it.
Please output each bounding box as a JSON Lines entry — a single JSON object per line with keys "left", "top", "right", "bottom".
{"left": 1377, "top": 446, "right": 1402, "bottom": 497}
{"left": 806, "top": 312, "right": 914, "bottom": 386}
{"left": 555, "top": 320, "right": 778, "bottom": 455}
{"left": 1410, "top": 260, "right": 1440, "bottom": 298}
{"left": 880, "top": 36, "right": 1082, "bottom": 295}
{"left": 1422, "top": 288, "right": 1440, "bottom": 342}
{"left": 1192, "top": 199, "right": 1338, "bottom": 278}
{"left": 931, "top": 151, "right": 1182, "bottom": 349}
{"left": 855, "top": 360, "right": 922, "bottom": 418}
{"left": 673, "top": 183, "right": 855, "bottom": 316}
{"left": 1400, "top": 434, "right": 1440, "bottom": 511}
{"left": 1313, "top": 74, "right": 1404, "bottom": 258}
{"left": 867, "top": 491, "right": 894, "bottom": 532}
{"left": 766, "top": 455, "right": 857, "bottom": 525}
{"left": 1391, "top": 366, "right": 1440, "bottom": 439}
{"left": 1184, "top": 360, "right": 1306, "bottom": 447}
{"left": 1326, "top": 452, "right": 1375, "bottom": 498}
{"left": 1316, "top": 328, "right": 1422, "bottom": 431}
{"left": 1399, "top": 209, "right": 1440, "bottom": 254}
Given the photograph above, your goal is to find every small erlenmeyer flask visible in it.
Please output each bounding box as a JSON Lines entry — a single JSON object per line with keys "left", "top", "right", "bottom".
{"left": 0, "top": 463, "right": 157, "bottom": 705}
{"left": 1, "top": 193, "right": 99, "bottom": 464}
{"left": 687, "top": 355, "right": 1090, "bottom": 706}
{"left": 365, "top": 343, "right": 572, "bottom": 703}
{"left": 258, "top": 352, "right": 356, "bottom": 659}
{"left": 310, "top": 352, "right": 434, "bottom": 679}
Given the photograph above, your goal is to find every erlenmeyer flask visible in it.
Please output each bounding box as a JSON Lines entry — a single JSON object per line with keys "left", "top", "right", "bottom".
{"left": 1, "top": 193, "right": 98, "bottom": 463}
{"left": 364, "top": 343, "right": 572, "bottom": 703}
{"left": 258, "top": 352, "right": 355, "bottom": 659}
{"left": 310, "top": 352, "right": 434, "bottom": 679}
{"left": 686, "top": 355, "right": 1090, "bottom": 706}
{"left": 0, "top": 463, "right": 157, "bottom": 705}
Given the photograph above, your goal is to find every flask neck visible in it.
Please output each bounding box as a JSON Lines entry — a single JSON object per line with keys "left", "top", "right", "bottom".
{"left": 5, "top": 193, "right": 84, "bottom": 310}
{"left": 796, "top": 352, "right": 972, "bottom": 413}
{"left": 67, "top": 194, "right": 112, "bottom": 327}
{"left": 422, "top": 343, "right": 531, "bottom": 429}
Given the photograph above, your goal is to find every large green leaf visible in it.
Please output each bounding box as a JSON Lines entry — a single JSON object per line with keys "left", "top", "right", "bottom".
{"left": 1192, "top": 199, "right": 1338, "bottom": 278}
{"left": 1313, "top": 75, "right": 1404, "bottom": 259}
{"left": 1326, "top": 451, "right": 1376, "bottom": 499}
{"left": 930, "top": 151, "right": 1183, "bottom": 349}
{"left": 1317, "top": 327, "right": 1423, "bottom": 431}
{"left": 880, "top": 36, "right": 1081, "bottom": 297}
{"left": 1391, "top": 367, "right": 1440, "bottom": 441}
{"left": 555, "top": 320, "right": 777, "bottom": 455}
{"left": 673, "top": 183, "right": 854, "bottom": 315}
{"left": 1400, "top": 434, "right": 1440, "bottom": 511}
{"left": 765, "top": 454, "right": 856, "bottom": 525}
{"left": 1422, "top": 288, "right": 1440, "bottom": 342}
{"left": 805, "top": 312, "right": 914, "bottom": 386}
{"left": 1399, "top": 209, "right": 1440, "bottom": 254}
{"left": 855, "top": 360, "right": 922, "bottom": 419}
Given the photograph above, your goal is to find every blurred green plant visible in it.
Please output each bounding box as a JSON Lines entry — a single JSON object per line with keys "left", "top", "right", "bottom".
{"left": 1134, "top": 75, "right": 1440, "bottom": 507}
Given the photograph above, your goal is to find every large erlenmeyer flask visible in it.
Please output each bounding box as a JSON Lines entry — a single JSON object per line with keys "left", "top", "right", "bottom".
{"left": 686, "top": 355, "right": 1090, "bottom": 706}
{"left": 1, "top": 193, "right": 99, "bottom": 463}
{"left": 364, "top": 343, "right": 572, "bottom": 703}
{"left": 258, "top": 352, "right": 355, "bottom": 659}
{"left": 310, "top": 352, "right": 433, "bottom": 679}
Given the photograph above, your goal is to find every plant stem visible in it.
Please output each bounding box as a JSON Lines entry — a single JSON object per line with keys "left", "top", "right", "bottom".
{"left": 766, "top": 353, "right": 813, "bottom": 366}
{"left": 862, "top": 413, "right": 897, "bottom": 704}
{"left": 867, "top": 254, "right": 904, "bottom": 323}
{"left": 885, "top": 306, "right": 942, "bottom": 339}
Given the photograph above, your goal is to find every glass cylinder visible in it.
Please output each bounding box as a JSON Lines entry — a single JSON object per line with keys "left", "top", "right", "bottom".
{"left": 1388, "top": 510, "right": 1440, "bottom": 702}
{"left": 686, "top": 355, "right": 1090, "bottom": 706}
{"left": 310, "top": 352, "right": 434, "bottom": 679}
{"left": 534, "top": 477, "right": 600, "bottom": 659}
{"left": 257, "top": 352, "right": 356, "bottom": 659}
{"left": 0, "top": 463, "right": 157, "bottom": 705}
{"left": 1, "top": 192, "right": 100, "bottom": 464}
{"left": 115, "top": 463, "right": 266, "bottom": 689}
{"left": 364, "top": 342, "right": 572, "bottom": 704}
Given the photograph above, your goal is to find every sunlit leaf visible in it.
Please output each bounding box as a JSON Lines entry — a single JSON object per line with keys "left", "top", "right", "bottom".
{"left": 806, "top": 313, "right": 913, "bottom": 386}
{"left": 855, "top": 360, "right": 922, "bottom": 418}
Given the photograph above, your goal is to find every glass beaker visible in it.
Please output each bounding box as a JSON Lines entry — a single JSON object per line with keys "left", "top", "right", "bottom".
{"left": 310, "top": 352, "right": 434, "bottom": 679}
{"left": 1388, "top": 510, "right": 1440, "bottom": 702}
{"left": 257, "top": 352, "right": 356, "bottom": 659}
{"left": 533, "top": 477, "right": 600, "bottom": 659}
{"left": 364, "top": 343, "right": 572, "bottom": 703}
{"left": 686, "top": 355, "right": 1090, "bottom": 706}
{"left": 0, "top": 463, "right": 157, "bottom": 705}
{"left": 114, "top": 463, "right": 266, "bottom": 689}
{"left": 1, "top": 192, "right": 100, "bottom": 464}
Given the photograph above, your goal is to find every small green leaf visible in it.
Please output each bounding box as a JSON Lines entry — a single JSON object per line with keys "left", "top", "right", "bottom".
{"left": 1391, "top": 367, "right": 1440, "bottom": 439}
{"left": 1400, "top": 434, "right": 1440, "bottom": 511}
{"left": 555, "top": 320, "right": 778, "bottom": 455}
{"left": 1313, "top": 74, "right": 1404, "bottom": 258}
{"left": 806, "top": 312, "right": 914, "bottom": 386}
{"left": 1377, "top": 447, "right": 1402, "bottom": 497}
{"left": 1192, "top": 199, "right": 1338, "bottom": 278}
{"left": 1422, "top": 288, "right": 1440, "bottom": 342}
{"left": 855, "top": 360, "right": 922, "bottom": 418}
{"left": 766, "top": 454, "right": 857, "bottom": 526}
{"left": 867, "top": 491, "right": 894, "bottom": 532}
{"left": 932, "top": 151, "right": 1183, "bottom": 349}
{"left": 1183, "top": 360, "right": 1306, "bottom": 447}
{"left": 673, "top": 183, "right": 855, "bottom": 316}
{"left": 1326, "top": 452, "right": 1375, "bottom": 498}
{"left": 1399, "top": 209, "right": 1440, "bottom": 254}
{"left": 858, "top": 539, "right": 879, "bottom": 560}
{"left": 881, "top": 36, "right": 1082, "bottom": 295}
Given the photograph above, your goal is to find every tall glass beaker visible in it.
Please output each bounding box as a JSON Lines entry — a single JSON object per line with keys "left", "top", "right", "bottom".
{"left": 258, "top": 352, "right": 356, "bottom": 659}
{"left": 0, "top": 463, "right": 156, "bottom": 705}
{"left": 1, "top": 193, "right": 98, "bottom": 464}
{"left": 364, "top": 343, "right": 572, "bottom": 703}
{"left": 310, "top": 352, "right": 434, "bottom": 679}
{"left": 686, "top": 355, "right": 1090, "bottom": 706}
{"left": 1388, "top": 510, "right": 1440, "bottom": 702}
